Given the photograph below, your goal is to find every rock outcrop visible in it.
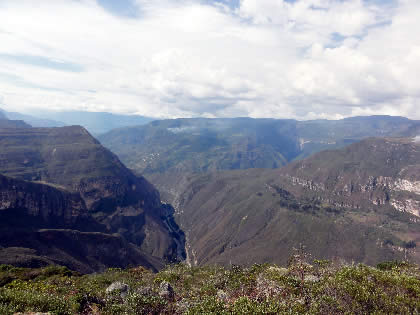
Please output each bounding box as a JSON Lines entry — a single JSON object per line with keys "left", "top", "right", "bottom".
{"left": 0, "top": 174, "right": 98, "bottom": 230}
{"left": 280, "top": 138, "right": 420, "bottom": 217}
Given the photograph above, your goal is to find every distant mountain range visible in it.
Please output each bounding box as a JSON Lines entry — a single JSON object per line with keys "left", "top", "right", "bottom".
{"left": 3, "top": 111, "right": 66, "bottom": 128}
{"left": 39, "top": 110, "right": 155, "bottom": 135}
{"left": 99, "top": 115, "right": 420, "bottom": 174}
{"left": 0, "top": 112, "right": 419, "bottom": 273}
{"left": 0, "top": 108, "right": 154, "bottom": 134}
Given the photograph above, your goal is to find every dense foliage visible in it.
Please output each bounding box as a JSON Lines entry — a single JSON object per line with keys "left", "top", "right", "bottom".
{"left": 1, "top": 256, "right": 419, "bottom": 314}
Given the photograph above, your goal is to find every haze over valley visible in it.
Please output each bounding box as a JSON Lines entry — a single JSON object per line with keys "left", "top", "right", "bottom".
{"left": 1, "top": 0, "right": 420, "bottom": 313}
{"left": 1, "top": 110, "right": 419, "bottom": 270}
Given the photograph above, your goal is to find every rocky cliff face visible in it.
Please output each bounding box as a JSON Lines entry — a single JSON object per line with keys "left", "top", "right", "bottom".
{"left": 0, "top": 126, "right": 185, "bottom": 271}
{"left": 279, "top": 138, "right": 420, "bottom": 218}
{"left": 0, "top": 173, "right": 165, "bottom": 272}
{"left": 0, "top": 174, "right": 92, "bottom": 229}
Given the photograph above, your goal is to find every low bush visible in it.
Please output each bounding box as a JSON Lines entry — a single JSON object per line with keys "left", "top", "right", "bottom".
{"left": 0, "top": 257, "right": 419, "bottom": 314}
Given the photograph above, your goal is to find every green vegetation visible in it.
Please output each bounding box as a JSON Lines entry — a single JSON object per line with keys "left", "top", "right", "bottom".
{"left": 99, "top": 118, "right": 298, "bottom": 174}
{"left": 99, "top": 116, "right": 420, "bottom": 175}
{"left": 1, "top": 255, "right": 419, "bottom": 314}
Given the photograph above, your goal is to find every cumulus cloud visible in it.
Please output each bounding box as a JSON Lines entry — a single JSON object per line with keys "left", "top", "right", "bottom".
{"left": 0, "top": 0, "right": 419, "bottom": 120}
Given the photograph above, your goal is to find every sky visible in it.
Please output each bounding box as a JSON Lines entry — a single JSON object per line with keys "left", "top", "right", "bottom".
{"left": 0, "top": 0, "right": 419, "bottom": 120}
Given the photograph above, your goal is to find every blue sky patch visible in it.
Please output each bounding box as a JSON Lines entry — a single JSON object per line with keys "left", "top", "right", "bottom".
{"left": 0, "top": 71, "right": 66, "bottom": 92}
{"left": 0, "top": 54, "right": 84, "bottom": 72}
{"left": 203, "top": 0, "right": 240, "bottom": 10}
{"left": 97, "top": 0, "right": 140, "bottom": 18}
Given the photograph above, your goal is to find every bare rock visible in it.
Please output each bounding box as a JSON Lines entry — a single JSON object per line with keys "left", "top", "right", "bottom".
{"left": 158, "top": 281, "right": 174, "bottom": 300}
{"left": 106, "top": 281, "right": 129, "bottom": 298}
{"left": 217, "top": 289, "right": 228, "bottom": 301}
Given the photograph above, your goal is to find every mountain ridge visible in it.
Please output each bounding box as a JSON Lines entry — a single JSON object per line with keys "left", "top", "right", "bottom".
{"left": 0, "top": 125, "right": 185, "bottom": 272}
{"left": 99, "top": 115, "right": 420, "bottom": 175}
{"left": 147, "top": 137, "right": 420, "bottom": 267}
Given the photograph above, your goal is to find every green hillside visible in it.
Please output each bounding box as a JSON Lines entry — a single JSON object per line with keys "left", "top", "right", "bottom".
{"left": 99, "top": 116, "right": 420, "bottom": 175}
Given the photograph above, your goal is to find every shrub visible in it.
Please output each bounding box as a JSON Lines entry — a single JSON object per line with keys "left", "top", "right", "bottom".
{"left": 0, "top": 259, "right": 419, "bottom": 314}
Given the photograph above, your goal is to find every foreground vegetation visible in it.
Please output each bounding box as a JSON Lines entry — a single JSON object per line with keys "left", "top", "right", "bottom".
{"left": 1, "top": 253, "right": 420, "bottom": 314}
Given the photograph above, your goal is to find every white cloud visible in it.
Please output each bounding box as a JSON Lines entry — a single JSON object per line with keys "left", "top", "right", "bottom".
{"left": 0, "top": 0, "right": 419, "bottom": 120}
